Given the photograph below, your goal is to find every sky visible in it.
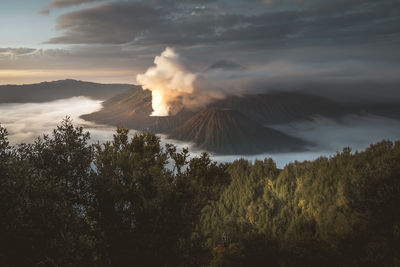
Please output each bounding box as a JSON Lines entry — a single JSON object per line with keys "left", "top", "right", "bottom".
{"left": 0, "top": 0, "right": 399, "bottom": 85}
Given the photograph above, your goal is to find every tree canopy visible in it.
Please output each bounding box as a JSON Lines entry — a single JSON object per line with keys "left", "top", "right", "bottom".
{"left": 0, "top": 118, "right": 399, "bottom": 266}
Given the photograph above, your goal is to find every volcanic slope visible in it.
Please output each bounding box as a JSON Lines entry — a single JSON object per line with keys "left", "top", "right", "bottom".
{"left": 81, "top": 86, "right": 153, "bottom": 128}
{"left": 168, "top": 108, "right": 309, "bottom": 154}
{"left": 81, "top": 87, "right": 400, "bottom": 154}
{"left": 82, "top": 88, "right": 347, "bottom": 130}
{"left": 210, "top": 92, "right": 348, "bottom": 124}
{"left": 81, "top": 87, "right": 194, "bottom": 132}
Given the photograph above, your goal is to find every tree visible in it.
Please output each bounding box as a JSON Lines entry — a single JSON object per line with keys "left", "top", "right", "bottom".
{"left": 1, "top": 121, "right": 399, "bottom": 266}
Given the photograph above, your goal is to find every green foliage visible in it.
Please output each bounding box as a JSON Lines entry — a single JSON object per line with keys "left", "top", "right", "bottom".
{"left": 0, "top": 120, "right": 399, "bottom": 266}
{"left": 200, "top": 142, "right": 400, "bottom": 266}
{"left": 88, "top": 127, "right": 191, "bottom": 266}
{"left": 0, "top": 118, "right": 94, "bottom": 266}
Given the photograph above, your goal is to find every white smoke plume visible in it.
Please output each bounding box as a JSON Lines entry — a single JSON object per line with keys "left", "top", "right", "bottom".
{"left": 136, "top": 47, "right": 229, "bottom": 116}
{"left": 137, "top": 47, "right": 390, "bottom": 117}
{"left": 136, "top": 47, "right": 197, "bottom": 116}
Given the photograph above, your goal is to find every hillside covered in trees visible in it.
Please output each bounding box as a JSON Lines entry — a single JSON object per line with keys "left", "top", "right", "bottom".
{"left": 0, "top": 119, "right": 399, "bottom": 266}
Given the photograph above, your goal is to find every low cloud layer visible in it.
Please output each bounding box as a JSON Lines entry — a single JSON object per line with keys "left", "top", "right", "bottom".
{"left": 0, "top": 97, "right": 104, "bottom": 144}
{"left": 210, "top": 114, "right": 400, "bottom": 167}
{"left": 270, "top": 114, "right": 400, "bottom": 151}
{"left": 2, "top": 98, "right": 399, "bottom": 168}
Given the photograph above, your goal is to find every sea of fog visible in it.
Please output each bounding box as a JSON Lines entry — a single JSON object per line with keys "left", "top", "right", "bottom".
{"left": 1, "top": 97, "right": 400, "bottom": 168}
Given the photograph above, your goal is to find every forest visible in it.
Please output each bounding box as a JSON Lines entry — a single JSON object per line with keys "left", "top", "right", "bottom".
{"left": 0, "top": 118, "right": 399, "bottom": 267}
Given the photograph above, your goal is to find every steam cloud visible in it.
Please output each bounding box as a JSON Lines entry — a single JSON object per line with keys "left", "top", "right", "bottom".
{"left": 137, "top": 47, "right": 229, "bottom": 116}
{"left": 137, "top": 47, "right": 398, "bottom": 117}
{"left": 136, "top": 48, "right": 197, "bottom": 116}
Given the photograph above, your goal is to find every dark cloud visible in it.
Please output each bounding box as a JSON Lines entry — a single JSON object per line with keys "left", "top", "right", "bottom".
{"left": 48, "top": 0, "right": 100, "bottom": 8}
{"left": 39, "top": 0, "right": 101, "bottom": 14}
{"left": 206, "top": 60, "right": 246, "bottom": 71}
{"left": 46, "top": 0, "right": 400, "bottom": 50}
{"left": 12, "top": 0, "right": 400, "bottom": 86}
{"left": 46, "top": 2, "right": 162, "bottom": 44}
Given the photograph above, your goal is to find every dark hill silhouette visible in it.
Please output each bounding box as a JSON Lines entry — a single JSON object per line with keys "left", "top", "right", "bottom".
{"left": 168, "top": 108, "right": 309, "bottom": 154}
{"left": 0, "top": 79, "right": 133, "bottom": 103}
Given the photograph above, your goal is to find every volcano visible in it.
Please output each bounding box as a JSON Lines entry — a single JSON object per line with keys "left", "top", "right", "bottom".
{"left": 80, "top": 87, "right": 195, "bottom": 132}
{"left": 168, "top": 108, "right": 308, "bottom": 154}
{"left": 81, "top": 87, "right": 352, "bottom": 154}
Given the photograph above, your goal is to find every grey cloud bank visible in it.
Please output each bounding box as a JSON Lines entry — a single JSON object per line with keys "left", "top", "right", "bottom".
{"left": 47, "top": 0, "right": 400, "bottom": 48}
{"left": 3, "top": 0, "right": 400, "bottom": 88}
{"left": 48, "top": 0, "right": 100, "bottom": 8}
{"left": 37, "top": 0, "right": 400, "bottom": 88}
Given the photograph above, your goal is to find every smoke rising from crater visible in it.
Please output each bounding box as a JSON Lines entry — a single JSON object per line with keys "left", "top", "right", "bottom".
{"left": 136, "top": 47, "right": 230, "bottom": 116}
{"left": 137, "top": 47, "right": 400, "bottom": 116}
{"left": 136, "top": 48, "right": 197, "bottom": 116}
{"left": 135, "top": 47, "right": 294, "bottom": 116}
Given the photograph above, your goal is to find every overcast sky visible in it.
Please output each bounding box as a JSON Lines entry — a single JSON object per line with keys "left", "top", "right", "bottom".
{"left": 1, "top": 0, "right": 399, "bottom": 85}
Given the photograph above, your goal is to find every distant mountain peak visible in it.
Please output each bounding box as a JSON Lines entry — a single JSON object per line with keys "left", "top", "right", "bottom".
{"left": 0, "top": 80, "right": 134, "bottom": 103}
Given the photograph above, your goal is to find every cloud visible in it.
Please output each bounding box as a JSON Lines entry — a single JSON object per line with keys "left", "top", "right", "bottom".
{"left": 48, "top": 0, "right": 100, "bottom": 8}
{"left": 136, "top": 47, "right": 198, "bottom": 116}
{"left": 205, "top": 60, "right": 246, "bottom": 71}
{"left": 46, "top": 2, "right": 162, "bottom": 44}
{"left": 0, "top": 45, "right": 156, "bottom": 85}
{"left": 6, "top": 0, "right": 400, "bottom": 89}
{"left": 137, "top": 48, "right": 275, "bottom": 116}
{"left": 39, "top": 0, "right": 101, "bottom": 14}
{"left": 0, "top": 48, "right": 37, "bottom": 59}
{"left": 136, "top": 46, "right": 400, "bottom": 116}
{"left": 0, "top": 97, "right": 103, "bottom": 144}
{"left": 270, "top": 114, "right": 400, "bottom": 151}
{"left": 2, "top": 98, "right": 399, "bottom": 169}
{"left": 135, "top": 47, "right": 325, "bottom": 116}
{"left": 40, "top": 0, "right": 400, "bottom": 89}
{"left": 39, "top": 9, "right": 50, "bottom": 15}
{"left": 45, "top": 0, "right": 400, "bottom": 48}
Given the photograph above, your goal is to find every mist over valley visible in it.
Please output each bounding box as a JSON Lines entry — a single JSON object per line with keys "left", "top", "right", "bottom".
{"left": 1, "top": 80, "right": 400, "bottom": 168}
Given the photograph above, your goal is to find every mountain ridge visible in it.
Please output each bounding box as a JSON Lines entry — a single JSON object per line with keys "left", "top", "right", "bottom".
{"left": 82, "top": 87, "right": 336, "bottom": 154}
{"left": 80, "top": 85, "right": 400, "bottom": 154}
{"left": 0, "top": 79, "right": 133, "bottom": 103}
